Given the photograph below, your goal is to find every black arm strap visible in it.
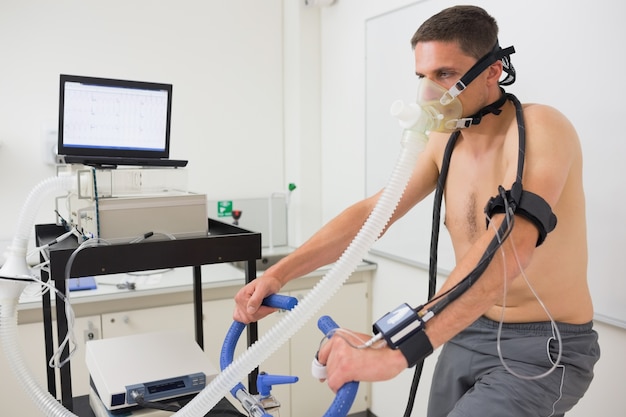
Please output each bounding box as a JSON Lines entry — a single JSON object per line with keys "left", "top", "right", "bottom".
{"left": 484, "top": 183, "right": 557, "bottom": 246}
{"left": 398, "top": 328, "right": 433, "bottom": 368}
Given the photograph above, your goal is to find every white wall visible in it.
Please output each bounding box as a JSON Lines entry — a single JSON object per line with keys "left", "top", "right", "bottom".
{"left": 2, "top": 0, "right": 624, "bottom": 416}
{"left": 317, "top": 0, "right": 625, "bottom": 416}
{"left": 0, "top": 0, "right": 288, "bottom": 252}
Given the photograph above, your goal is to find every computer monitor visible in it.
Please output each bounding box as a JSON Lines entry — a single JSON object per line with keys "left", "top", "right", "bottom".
{"left": 57, "top": 74, "right": 186, "bottom": 167}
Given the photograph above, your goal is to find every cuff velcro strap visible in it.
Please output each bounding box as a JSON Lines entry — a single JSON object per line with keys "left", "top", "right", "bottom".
{"left": 484, "top": 186, "right": 557, "bottom": 246}
{"left": 397, "top": 329, "right": 433, "bottom": 368}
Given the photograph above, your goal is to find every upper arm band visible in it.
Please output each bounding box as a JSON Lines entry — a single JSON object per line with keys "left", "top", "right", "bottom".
{"left": 484, "top": 187, "right": 557, "bottom": 246}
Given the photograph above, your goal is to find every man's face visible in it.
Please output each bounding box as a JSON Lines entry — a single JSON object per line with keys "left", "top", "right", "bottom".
{"left": 413, "top": 41, "right": 487, "bottom": 117}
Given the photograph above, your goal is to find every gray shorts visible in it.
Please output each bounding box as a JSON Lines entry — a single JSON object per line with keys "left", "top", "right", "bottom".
{"left": 427, "top": 316, "right": 600, "bottom": 417}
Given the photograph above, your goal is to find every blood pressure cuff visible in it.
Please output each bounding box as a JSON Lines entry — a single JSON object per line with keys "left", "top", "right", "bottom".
{"left": 484, "top": 186, "right": 557, "bottom": 246}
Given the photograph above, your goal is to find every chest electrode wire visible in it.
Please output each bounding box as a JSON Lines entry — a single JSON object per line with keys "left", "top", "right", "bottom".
{"left": 488, "top": 211, "right": 563, "bottom": 381}
{"left": 317, "top": 327, "right": 388, "bottom": 354}
{"left": 488, "top": 207, "right": 566, "bottom": 417}
{"left": 402, "top": 188, "right": 515, "bottom": 416}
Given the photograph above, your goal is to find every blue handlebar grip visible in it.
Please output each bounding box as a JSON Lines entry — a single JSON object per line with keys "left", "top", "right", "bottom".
{"left": 326, "top": 381, "right": 359, "bottom": 417}
{"left": 220, "top": 294, "right": 298, "bottom": 398}
{"left": 262, "top": 294, "right": 298, "bottom": 310}
{"left": 220, "top": 321, "right": 247, "bottom": 396}
{"left": 318, "top": 315, "right": 339, "bottom": 334}
{"left": 316, "top": 315, "right": 360, "bottom": 417}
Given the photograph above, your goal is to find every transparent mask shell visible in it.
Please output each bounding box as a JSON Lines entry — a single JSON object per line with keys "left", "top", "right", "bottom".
{"left": 416, "top": 78, "right": 464, "bottom": 133}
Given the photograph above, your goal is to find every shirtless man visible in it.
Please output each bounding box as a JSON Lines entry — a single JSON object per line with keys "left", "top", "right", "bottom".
{"left": 234, "top": 6, "right": 599, "bottom": 416}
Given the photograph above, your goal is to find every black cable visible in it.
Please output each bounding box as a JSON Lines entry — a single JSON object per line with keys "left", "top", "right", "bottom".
{"left": 0, "top": 275, "right": 36, "bottom": 283}
{"left": 402, "top": 131, "right": 460, "bottom": 417}
{"left": 133, "top": 394, "right": 181, "bottom": 412}
{"left": 401, "top": 198, "right": 513, "bottom": 417}
{"left": 402, "top": 105, "right": 519, "bottom": 415}
{"left": 402, "top": 360, "right": 425, "bottom": 416}
{"left": 429, "top": 212, "right": 514, "bottom": 316}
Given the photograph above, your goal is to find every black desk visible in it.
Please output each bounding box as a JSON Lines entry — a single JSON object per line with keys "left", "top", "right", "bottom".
{"left": 35, "top": 218, "right": 261, "bottom": 413}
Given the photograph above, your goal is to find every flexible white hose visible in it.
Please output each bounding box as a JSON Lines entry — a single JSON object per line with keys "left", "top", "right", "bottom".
{"left": 0, "top": 174, "right": 78, "bottom": 417}
{"left": 1, "top": 175, "right": 74, "bottom": 299}
{"left": 0, "top": 301, "right": 79, "bottom": 417}
{"left": 175, "top": 127, "right": 427, "bottom": 416}
{"left": 11, "top": 175, "right": 74, "bottom": 256}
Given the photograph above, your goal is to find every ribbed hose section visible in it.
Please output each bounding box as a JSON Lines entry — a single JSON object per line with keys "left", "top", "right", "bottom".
{"left": 12, "top": 175, "right": 74, "bottom": 253}
{"left": 1, "top": 175, "right": 75, "bottom": 300}
{"left": 0, "top": 175, "right": 77, "bottom": 416}
{"left": 0, "top": 301, "right": 78, "bottom": 417}
{"left": 175, "top": 134, "right": 426, "bottom": 417}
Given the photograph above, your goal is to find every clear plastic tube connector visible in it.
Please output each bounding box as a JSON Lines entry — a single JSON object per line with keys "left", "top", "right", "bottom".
{"left": 390, "top": 100, "right": 429, "bottom": 150}
{"left": 390, "top": 100, "right": 422, "bottom": 129}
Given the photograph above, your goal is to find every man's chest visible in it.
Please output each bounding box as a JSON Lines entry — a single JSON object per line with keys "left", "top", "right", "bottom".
{"left": 442, "top": 150, "right": 513, "bottom": 244}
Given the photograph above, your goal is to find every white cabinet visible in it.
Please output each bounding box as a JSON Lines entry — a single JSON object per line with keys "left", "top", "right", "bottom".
{"left": 93, "top": 282, "right": 370, "bottom": 417}
{"left": 3, "top": 270, "right": 372, "bottom": 417}
{"left": 101, "top": 303, "right": 195, "bottom": 338}
{"left": 289, "top": 281, "right": 370, "bottom": 416}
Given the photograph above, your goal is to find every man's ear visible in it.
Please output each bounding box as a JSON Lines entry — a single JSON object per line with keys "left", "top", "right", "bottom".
{"left": 487, "top": 61, "right": 503, "bottom": 86}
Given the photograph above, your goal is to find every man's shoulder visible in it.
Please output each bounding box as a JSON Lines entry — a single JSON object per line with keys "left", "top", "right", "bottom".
{"left": 521, "top": 102, "right": 578, "bottom": 143}
{"left": 519, "top": 102, "right": 582, "bottom": 171}
{"left": 521, "top": 102, "right": 568, "bottom": 121}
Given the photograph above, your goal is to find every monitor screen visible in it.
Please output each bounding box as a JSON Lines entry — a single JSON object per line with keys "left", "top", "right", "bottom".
{"left": 58, "top": 74, "right": 173, "bottom": 160}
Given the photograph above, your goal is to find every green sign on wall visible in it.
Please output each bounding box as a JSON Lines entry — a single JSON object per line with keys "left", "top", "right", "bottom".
{"left": 217, "top": 200, "right": 233, "bottom": 218}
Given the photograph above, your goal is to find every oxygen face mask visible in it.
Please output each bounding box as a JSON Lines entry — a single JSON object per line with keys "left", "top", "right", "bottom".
{"left": 414, "top": 41, "right": 517, "bottom": 134}
{"left": 390, "top": 77, "right": 464, "bottom": 147}
{"left": 393, "top": 41, "right": 517, "bottom": 148}
{"left": 416, "top": 77, "right": 465, "bottom": 133}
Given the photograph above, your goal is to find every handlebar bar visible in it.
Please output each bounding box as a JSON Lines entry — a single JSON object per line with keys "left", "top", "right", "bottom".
{"left": 219, "top": 294, "right": 358, "bottom": 417}
{"left": 316, "top": 315, "right": 359, "bottom": 417}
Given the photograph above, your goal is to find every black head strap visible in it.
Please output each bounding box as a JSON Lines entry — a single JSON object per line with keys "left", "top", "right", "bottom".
{"left": 442, "top": 41, "right": 516, "bottom": 105}
{"left": 463, "top": 89, "right": 508, "bottom": 127}
{"left": 459, "top": 42, "right": 516, "bottom": 89}
{"left": 500, "top": 49, "right": 516, "bottom": 86}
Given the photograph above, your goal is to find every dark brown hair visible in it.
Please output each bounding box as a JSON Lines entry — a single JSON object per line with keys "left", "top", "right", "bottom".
{"left": 410, "top": 5, "right": 498, "bottom": 59}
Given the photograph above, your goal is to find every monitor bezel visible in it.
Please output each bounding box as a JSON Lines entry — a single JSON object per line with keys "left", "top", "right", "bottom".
{"left": 57, "top": 74, "right": 173, "bottom": 160}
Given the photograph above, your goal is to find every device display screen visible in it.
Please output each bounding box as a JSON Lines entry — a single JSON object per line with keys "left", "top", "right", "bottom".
{"left": 147, "top": 379, "right": 186, "bottom": 394}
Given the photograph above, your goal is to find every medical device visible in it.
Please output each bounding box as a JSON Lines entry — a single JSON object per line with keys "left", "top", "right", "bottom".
{"left": 56, "top": 74, "right": 187, "bottom": 168}
{"left": 86, "top": 330, "right": 219, "bottom": 411}
{"left": 60, "top": 167, "right": 208, "bottom": 242}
